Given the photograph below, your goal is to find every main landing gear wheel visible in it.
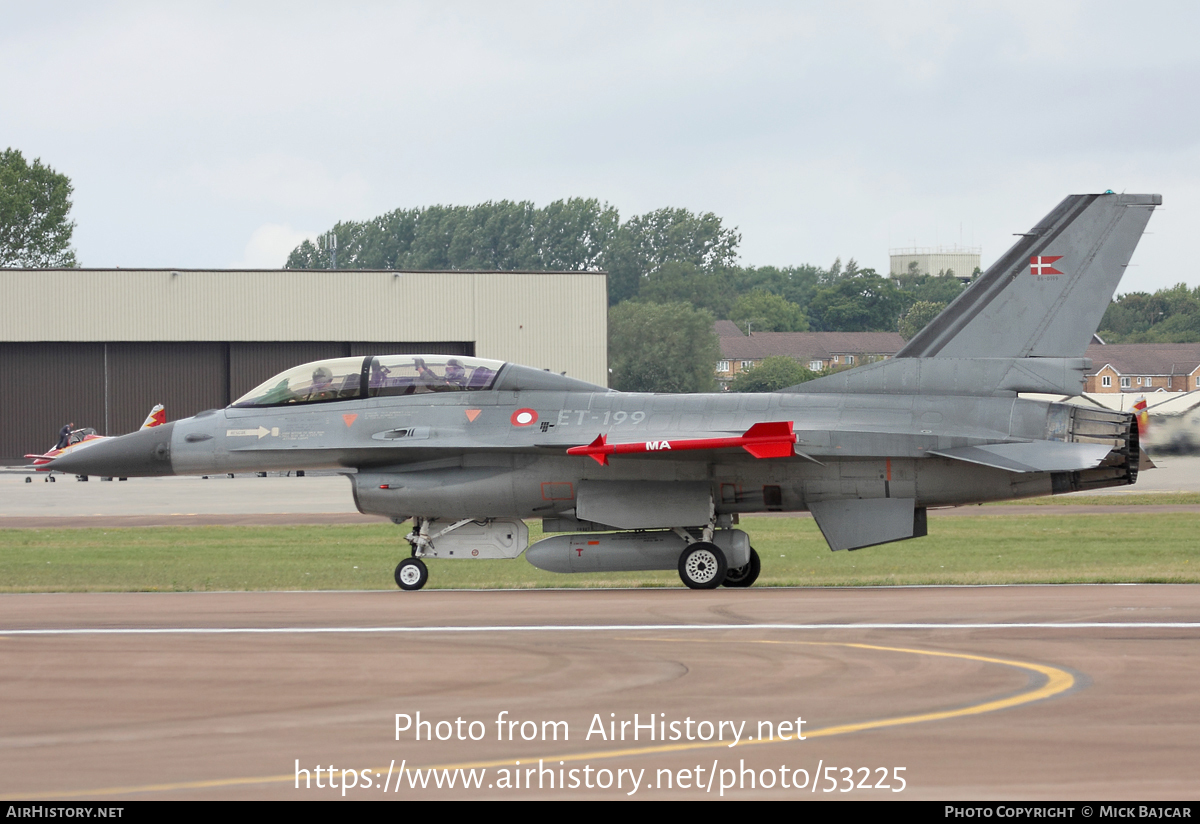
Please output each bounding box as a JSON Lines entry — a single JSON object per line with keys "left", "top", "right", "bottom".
{"left": 678, "top": 542, "right": 727, "bottom": 590}
{"left": 395, "top": 557, "right": 429, "bottom": 591}
{"left": 722, "top": 547, "right": 761, "bottom": 588}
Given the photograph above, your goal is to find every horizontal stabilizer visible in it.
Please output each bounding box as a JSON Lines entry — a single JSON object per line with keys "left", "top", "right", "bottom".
{"left": 784, "top": 356, "right": 1092, "bottom": 396}
{"left": 928, "top": 441, "right": 1114, "bottom": 473}
{"left": 809, "top": 498, "right": 927, "bottom": 551}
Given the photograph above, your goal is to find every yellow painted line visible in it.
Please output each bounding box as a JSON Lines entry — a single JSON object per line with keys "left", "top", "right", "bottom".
{"left": 2, "top": 639, "right": 1074, "bottom": 800}
{"left": 756, "top": 640, "right": 1075, "bottom": 738}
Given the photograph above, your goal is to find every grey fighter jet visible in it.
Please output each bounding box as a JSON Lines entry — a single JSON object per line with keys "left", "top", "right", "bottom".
{"left": 48, "top": 193, "right": 1160, "bottom": 591}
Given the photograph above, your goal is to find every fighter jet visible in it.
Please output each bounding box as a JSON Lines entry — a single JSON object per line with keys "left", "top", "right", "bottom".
{"left": 24, "top": 405, "right": 167, "bottom": 470}
{"left": 47, "top": 193, "right": 1159, "bottom": 591}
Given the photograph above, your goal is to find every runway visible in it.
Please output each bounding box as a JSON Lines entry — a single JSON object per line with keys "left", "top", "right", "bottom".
{"left": 1, "top": 585, "right": 1198, "bottom": 799}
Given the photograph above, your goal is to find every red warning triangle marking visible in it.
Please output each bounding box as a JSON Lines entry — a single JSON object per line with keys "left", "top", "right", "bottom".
{"left": 465, "top": 409, "right": 481, "bottom": 422}
{"left": 342, "top": 413, "right": 358, "bottom": 427}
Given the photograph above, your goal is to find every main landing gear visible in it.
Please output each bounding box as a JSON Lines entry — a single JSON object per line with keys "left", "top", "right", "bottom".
{"left": 721, "top": 547, "right": 761, "bottom": 588}
{"left": 677, "top": 543, "right": 727, "bottom": 589}
{"left": 676, "top": 543, "right": 761, "bottom": 589}
{"left": 670, "top": 504, "right": 759, "bottom": 589}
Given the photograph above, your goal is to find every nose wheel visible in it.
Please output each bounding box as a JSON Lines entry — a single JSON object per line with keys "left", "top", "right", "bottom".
{"left": 395, "top": 557, "right": 429, "bottom": 591}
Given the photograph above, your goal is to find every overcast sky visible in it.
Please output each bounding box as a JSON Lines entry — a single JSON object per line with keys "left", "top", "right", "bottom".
{"left": 3, "top": 2, "right": 1197, "bottom": 292}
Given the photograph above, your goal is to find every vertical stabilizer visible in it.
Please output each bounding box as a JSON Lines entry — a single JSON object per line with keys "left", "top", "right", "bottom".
{"left": 897, "top": 193, "right": 1159, "bottom": 359}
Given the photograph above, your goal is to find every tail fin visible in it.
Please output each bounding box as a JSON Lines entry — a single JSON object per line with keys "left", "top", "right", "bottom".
{"left": 140, "top": 404, "right": 166, "bottom": 429}
{"left": 897, "top": 193, "right": 1159, "bottom": 359}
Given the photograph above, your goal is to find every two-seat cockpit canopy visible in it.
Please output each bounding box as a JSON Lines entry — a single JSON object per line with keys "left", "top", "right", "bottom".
{"left": 233, "top": 355, "right": 507, "bottom": 407}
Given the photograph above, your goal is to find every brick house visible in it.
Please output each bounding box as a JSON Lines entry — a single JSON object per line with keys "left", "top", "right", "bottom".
{"left": 714, "top": 321, "right": 904, "bottom": 388}
{"left": 1084, "top": 343, "right": 1200, "bottom": 394}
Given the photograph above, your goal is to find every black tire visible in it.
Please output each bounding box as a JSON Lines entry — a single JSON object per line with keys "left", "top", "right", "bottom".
{"left": 722, "top": 547, "right": 761, "bottom": 588}
{"left": 395, "top": 557, "right": 429, "bottom": 591}
{"left": 678, "top": 542, "right": 727, "bottom": 590}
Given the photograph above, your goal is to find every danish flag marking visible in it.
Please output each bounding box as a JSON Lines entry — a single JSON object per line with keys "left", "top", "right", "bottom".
{"left": 1030, "top": 255, "right": 1064, "bottom": 276}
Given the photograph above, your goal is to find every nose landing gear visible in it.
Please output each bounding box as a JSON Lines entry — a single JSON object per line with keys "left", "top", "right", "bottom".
{"left": 394, "top": 557, "right": 429, "bottom": 591}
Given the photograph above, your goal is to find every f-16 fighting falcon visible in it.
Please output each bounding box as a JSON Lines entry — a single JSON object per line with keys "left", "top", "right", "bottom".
{"left": 47, "top": 193, "right": 1160, "bottom": 591}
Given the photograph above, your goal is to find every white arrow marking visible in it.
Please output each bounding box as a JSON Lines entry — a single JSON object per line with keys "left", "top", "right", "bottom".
{"left": 226, "top": 427, "right": 271, "bottom": 439}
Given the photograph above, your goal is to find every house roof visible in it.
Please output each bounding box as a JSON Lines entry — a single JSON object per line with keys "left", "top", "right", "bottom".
{"left": 715, "top": 334, "right": 1200, "bottom": 374}
{"left": 1085, "top": 343, "right": 1200, "bottom": 376}
{"left": 718, "top": 331, "right": 905, "bottom": 361}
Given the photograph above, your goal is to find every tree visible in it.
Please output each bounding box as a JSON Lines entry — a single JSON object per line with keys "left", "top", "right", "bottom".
{"left": 637, "top": 260, "right": 736, "bottom": 318}
{"left": 736, "top": 264, "right": 822, "bottom": 310}
{"left": 285, "top": 199, "right": 618, "bottom": 272}
{"left": 604, "top": 208, "right": 741, "bottom": 305}
{"left": 807, "top": 269, "right": 906, "bottom": 332}
{"left": 608, "top": 301, "right": 719, "bottom": 393}
{"left": 729, "top": 289, "right": 809, "bottom": 332}
{"left": 1095, "top": 284, "right": 1200, "bottom": 343}
{"left": 822, "top": 256, "right": 843, "bottom": 283}
{"left": 892, "top": 269, "right": 967, "bottom": 305}
{"left": 730, "top": 356, "right": 818, "bottom": 392}
{"left": 898, "top": 300, "right": 946, "bottom": 341}
{"left": 0, "top": 148, "right": 77, "bottom": 267}
{"left": 531, "top": 198, "right": 619, "bottom": 272}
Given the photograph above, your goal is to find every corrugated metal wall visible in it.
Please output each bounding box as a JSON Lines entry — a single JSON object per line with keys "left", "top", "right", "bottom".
{"left": 348, "top": 341, "right": 472, "bottom": 357}
{"left": 106, "top": 343, "right": 228, "bottom": 434}
{"left": 0, "top": 343, "right": 106, "bottom": 459}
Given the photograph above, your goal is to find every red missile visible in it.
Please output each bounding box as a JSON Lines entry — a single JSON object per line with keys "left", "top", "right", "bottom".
{"left": 567, "top": 421, "right": 798, "bottom": 466}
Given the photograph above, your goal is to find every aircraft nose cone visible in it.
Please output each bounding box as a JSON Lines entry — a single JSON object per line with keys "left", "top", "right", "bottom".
{"left": 48, "top": 422, "right": 176, "bottom": 477}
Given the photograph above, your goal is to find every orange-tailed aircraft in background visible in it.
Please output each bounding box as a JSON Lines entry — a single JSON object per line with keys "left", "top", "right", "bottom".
{"left": 25, "top": 405, "right": 165, "bottom": 471}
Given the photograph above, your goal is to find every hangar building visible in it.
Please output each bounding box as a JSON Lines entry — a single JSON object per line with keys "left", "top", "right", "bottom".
{"left": 0, "top": 268, "right": 607, "bottom": 463}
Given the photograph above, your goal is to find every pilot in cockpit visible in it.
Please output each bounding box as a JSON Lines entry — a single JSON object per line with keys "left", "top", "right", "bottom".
{"left": 413, "top": 357, "right": 439, "bottom": 392}
{"left": 444, "top": 358, "right": 467, "bottom": 386}
{"left": 370, "top": 360, "right": 391, "bottom": 389}
{"left": 305, "top": 366, "right": 338, "bottom": 401}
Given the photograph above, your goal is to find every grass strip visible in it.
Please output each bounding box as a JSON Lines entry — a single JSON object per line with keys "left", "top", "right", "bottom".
{"left": 1, "top": 512, "right": 1197, "bottom": 592}
{"left": 983, "top": 492, "right": 1200, "bottom": 506}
